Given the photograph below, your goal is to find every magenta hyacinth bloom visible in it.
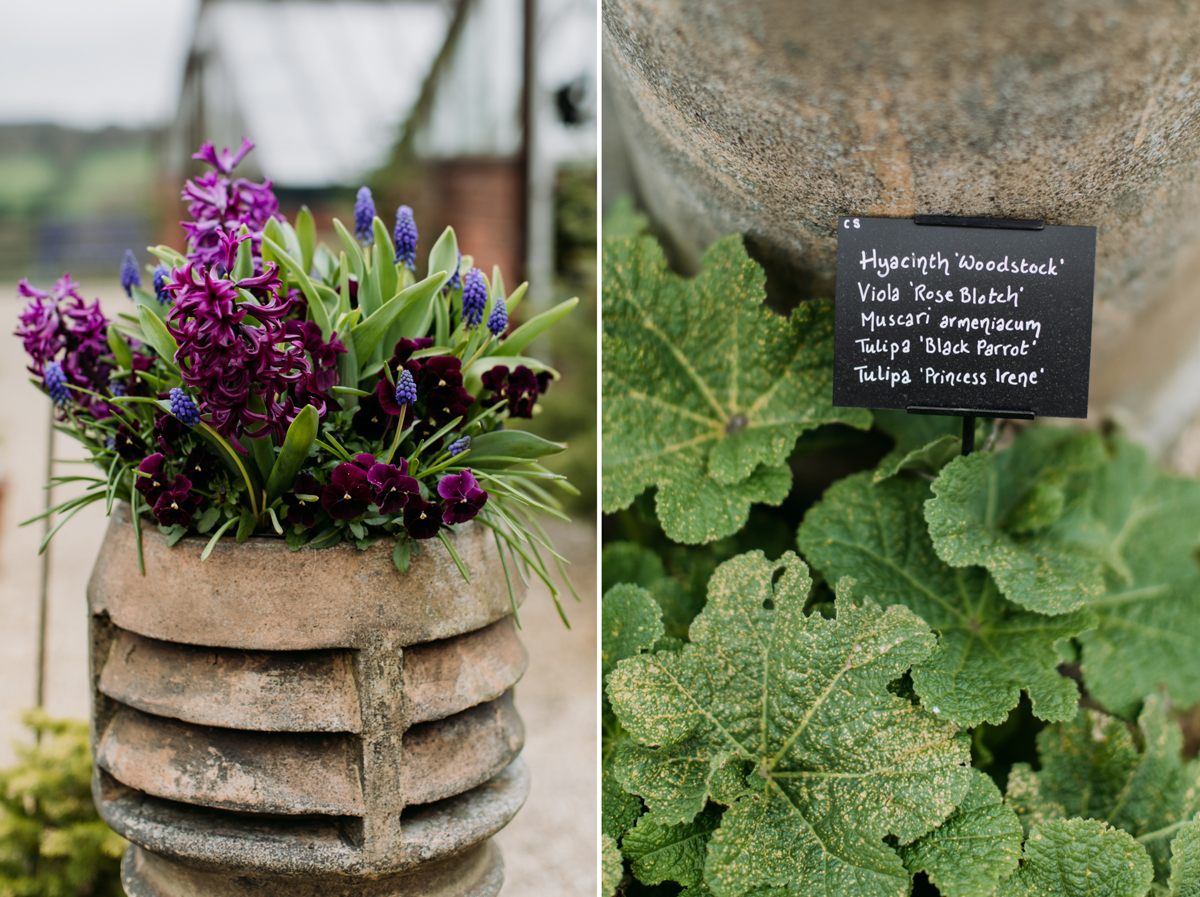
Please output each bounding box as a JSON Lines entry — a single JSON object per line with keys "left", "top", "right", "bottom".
{"left": 437, "top": 469, "right": 488, "bottom": 525}
{"left": 153, "top": 475, "right": 197, "bottom": 527}
{"left": 321, "top": 462, "right": 374, "bottom": 520}
{"left": 403, "top": 496, "right": 442, "bottom": 540}
{"left": 367, "top": 459, "right": 420, "bottom": 515}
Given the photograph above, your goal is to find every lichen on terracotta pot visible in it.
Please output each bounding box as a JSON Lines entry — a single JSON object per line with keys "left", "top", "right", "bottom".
{"left": 90, "top": 502, "right": 530, "bottom": 897}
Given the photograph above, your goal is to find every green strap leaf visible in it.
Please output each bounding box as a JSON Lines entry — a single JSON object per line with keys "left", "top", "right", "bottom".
{"left": 296, "top": 205, "right": 316, "bottom": 275}
{"left": 262, "top": 235, "right": 334, "bottom": 341}
{"left": 107, "top": 324, "right": 133, "bottom": 371}
{"left": 265, "top": 404, "right": 319, "bottom": 504}
{"left": 493, "top": 297, "right": 578, "bottom": 357}
{"left": 136, "top": 305, "right": 179, "bottom": 366}
{"left": 467, "top": 430, "right": 566, "bottom": 471}
{"left": 350, "top": 271, "right": 445, "bottom": 362}
{"left": 427, "top": 225, "right": 459, "bottom": 292}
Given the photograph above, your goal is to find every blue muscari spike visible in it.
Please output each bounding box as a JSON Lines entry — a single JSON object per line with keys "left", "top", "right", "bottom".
{"left": 393, "top": 205, "right": 418, "bottom": 271}
{"left": 44, "top": 361, "right": 69, "bottom": 405}
{"left": 395, "top": 369, "right": 417, "bottom": 406}
{"left": 461, "top": 267, "right": 486, "bottom": 329}
{"left": 120, "top": 249, "right": 142, "bottom": 298}
{"left": 354, "top": 187, "right": 377, "bottom": 246}
{"left": 448, "top": 435, "right": 470, "bottom": 456}
{"left": 169, "top": 387, "right": 200, "bottom": 427}
{"left": 152, "top": 264, "right": 171, "bottom": 304}
{"left": 487, "top": 294, "right": 507, "bottom": 337}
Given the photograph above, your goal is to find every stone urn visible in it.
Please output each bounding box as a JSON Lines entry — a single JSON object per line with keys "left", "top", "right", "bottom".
{"left": 88, "top": 502, "right": 529, "bottom": 897}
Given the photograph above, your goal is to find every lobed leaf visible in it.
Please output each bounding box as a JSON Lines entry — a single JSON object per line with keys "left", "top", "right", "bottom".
{"left": 602, "top": 234, "right": 869, "bottom": 544}
{"left": 1169, "top": 817, "right": 1200, "bottom": 897}
{"left": 602, "top": 833, "right": 624, "bottom": 897}
{"left": 602, "top": 584, "right": 665, "bottom": 682}
{"left": 996, "top": 818, "right": 1153, "bottom": 897}
{"left": 798, "top": 472, "right": 1090, "bottom": 727}
{"left": 623, "top": 806, "right": 722, "bottom": 887}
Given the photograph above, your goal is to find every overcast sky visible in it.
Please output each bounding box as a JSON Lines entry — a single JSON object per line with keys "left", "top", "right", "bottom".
{"left": 0, "top": 0, "right": 199, "bottom": 129}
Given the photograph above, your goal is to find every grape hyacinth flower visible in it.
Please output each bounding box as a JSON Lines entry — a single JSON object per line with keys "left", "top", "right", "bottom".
{"left": 448, "top": 436, "right": 470, "bottom": 456}
{"left": 393, "top": 205, "right": 418, "bottom": 270}
{"left": 44, "top": 361, "right": 69, "bottom": 405}
{"left": 487, "top": 294, "right": 507, "bottom": 337}
{"left": 169, "top": 388, "right": 200, "bottom": 427}
{"left": 438, "top": 469, "right": 488, "bottom": 525}
{"left": 461, "top": 268, "right": 486, "bottom": 329}
{"left": 355, "top": 187, "right": 376, "bottom": 246}
{"left": 120, "top": 250, "right": 142, "bottom": 297}
{"left": 395, "top": 369, "right": 417, "bottom": 407}
{"left": 152, "top": 264, "right": 171, "bottom": 304}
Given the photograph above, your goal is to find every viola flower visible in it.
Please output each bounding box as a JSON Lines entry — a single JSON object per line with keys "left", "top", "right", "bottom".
{"left": 391, "top": 336, "right": 434, "bottom": 366}
{"left": 169, "top": 388, "right": 200, "bottom": 427}
{"left": 152, "top": 264, "right": 171, "bottom": 304}
{"left": 487, "top": 294, "right": 507, "bottom": 337}
{"left": 403, "top": 497, "right": 442, "bottom": 540}
{"left": 321, "top": 461, "right": 374, "bottom": 520}
{"left": 283, "top": 471, "right": 321, "bottom": 528}
{"left": 354, "top": 187, "right": 376, "bottom": 245}
{"left": 461, "top": 267, "right": 486, "bottom": 328}
{"left": 44, "top": 361, "right": 69, "bottom": 405}
{"left": 448, "top": 435, "right": 470, "bottom": 456}
{"left": 135, "top": 454, "right": 169, "bottom": 506}
{"left": 182, "top": 446, "right": 217, "bottom": 490}
{"left": 120, "top": 250, "right": 142, "bottom": 297}
{"left": 438, "top": 468, "right": 488, "bottom": 525}
{"left": 152, "top": 474, "right": 197, "bottom": 527}
{"left": 154, "top": 413, "right": 186, "bottom": 455}
{"left": 113, "top": 423, "right": 145, "bottom": 461}
{"left": 393, "top": 205, "right": 417, "bottom": 270}
{"left": 351, "top": 390, "right": 391, "bottom": 441}
{"left": 367, "top": 460, "right": 419, "bottom": 514}
{"left": 481, "top": 364, "right": 550, "bottom": 419}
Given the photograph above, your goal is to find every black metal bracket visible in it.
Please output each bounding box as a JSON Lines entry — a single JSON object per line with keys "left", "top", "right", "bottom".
{"left": 914, "top": 215, "right": 1045, "bottom": 231}
{"left": 906, "top": 406, "right": 1035, "bottom": 456}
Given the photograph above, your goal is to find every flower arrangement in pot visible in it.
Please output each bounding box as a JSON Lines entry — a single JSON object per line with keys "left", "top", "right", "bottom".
{"left": 14, "top": 140, "right": 581, "bottom": 897}
{"left": 18, "top": 138, "right": 579, "bottom": 614}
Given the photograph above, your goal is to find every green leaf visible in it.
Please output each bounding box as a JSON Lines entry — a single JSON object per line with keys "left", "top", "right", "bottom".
{"left": 1006, "top": 695, "right": 1197, "bottom": 883}
{"left": 332, "top": 218, "right": 366, "bottom": 285}
{"left": 996, "top": 819, "right": 1153, "bottom": 897}
{"left": 107, "top": 324, "right": 133, "bottom": 371}
{"left": 136, "top": 305, "right": 179, "bottom": 367}
{"left": 608, "top": 551, "right": 971, "bottom": 897}
{"left": 1169, "top": 817, "right": 1200, "bottom": 897}
{"left": 493, "top": 297, "right": 578, "bottom": 356}
{"left": 602, "top": 833, "right": 623, "bottom": 897}
{"left": 603, "top": 759, "right": 642, "bottom": 840}
{"left": 373, "top": 217, "right": 398, "bottom": 305}
{"left": 350, "top": 272, "right": 444, "bottom": 362}
{"left": 623, "top": 806, "right": 722, "bottom": 887}
{"left": 263, "top": 236, "right": 334, "bottom": 341}
{"left": 1077, "top": 434, "right": 1200, "bottom": 718}
{"left": 601, "top": 541, "right": 705, "bottom": 641}
{"left": 232, "top": 230, "right": 254, "bottom": 280}
{"left": 899, "top": 768, "right": 1022, "bottom": 897}
{"left": 798, "top": 472, "right": 1091, "bottom": 727}
{"left": 467, "top": 430, "right": 566, "bottom": 470}
{"left": 872, "top": 409, "right": 980, "bottom": 482}
{"left": 296, "top": 205, "right": 316, "bottom": 275}
{"left": 236, "top": 507, "right": 256, "bottom": 543}
{"left": 602, "top": 584, "right": 665, "bottom": 682}
{"left": 131, "top": 285, "right": 167, "bottom": 321}
{"left": 196, "top": 506, "right": 221, "bottom": 534}
{"left": 426, "top": 226, "right": 459, "bottom": 293}
{"left": 924, "top": 427, "right": 1107, "bottom": 614}
{"left": 602, "top": 234, "right": 869, "bottom": 544}
{"left": 265, "top": 404, "right": 318, "bottom": 503}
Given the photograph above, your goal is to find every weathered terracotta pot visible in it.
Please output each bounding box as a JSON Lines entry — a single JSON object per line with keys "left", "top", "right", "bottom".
{"left": 88, "top": 502, "right": 529, "bottom": 897}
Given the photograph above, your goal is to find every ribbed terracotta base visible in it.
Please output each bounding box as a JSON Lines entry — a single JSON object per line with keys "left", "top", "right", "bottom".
{"left": 121, "top": 840, "right": 504, "bottom": 897}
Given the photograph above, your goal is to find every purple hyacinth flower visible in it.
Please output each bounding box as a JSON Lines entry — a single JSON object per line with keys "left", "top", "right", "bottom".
{"left": 152, "top": 264, "right": 171, "bottom": 304}
{"left": 395, "top": 369, "right": 417, "bottom": 407}
{"left": 437, "top": 468, "right": 488, "bottom": 525}
{"left": 44, "top": 361, "right": 69, "bottom": 405}
{"left": 448, "top": 435, "right": 470, "bottom": 456}
{"left": 135, "top": 454, "right": 169, "bottom": 506}
{"left": 169, "top": 388, "right": 200, "bottom": 427}
{"left": 321, "top": 461, "right": 374, "bottom": 520}
{"left": 403, "top": 497, "right": 442, "bottom": 540}
{"left": 152, "top": 474, "right": 197, "bottom": 527}
{"left": 487, "top": 294, "right": 507, "bottom": 337}
{"left": 120, "top": 250, "right": 142, "bottom": 298}
{"left": 355, "top": 187, "right": 376, "bottom": 246}
{"left": 393, "top": 205, "right": 418, "bottom": 271}
{"left": 461, "top": 268, "right": 486, "bottom": 329}
{"left": 367, "top": 461, "right": 420, "bottom": 515}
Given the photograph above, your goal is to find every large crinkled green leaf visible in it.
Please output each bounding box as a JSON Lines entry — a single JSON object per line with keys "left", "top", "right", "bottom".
{"left": 602, "top": 584, "right": 666, "bottom": 682}
{"left": 798, "top": 472, "right": 1090, "bottom": 727}
{"left": 924, "top": 427, "right": 1108, "bottom": 614}
{"left": 602, "top": 541, "right": 706, "bottom": 640}
{"left": 607, "top": 551, "right": 971, "bottom": 897}
{"left": 602, "top": 234, "right": 869, "bottom": 543}
{"left": 872, "top": 409, "right": 982, "bottom": 483}
{"left": 997, "top": 818, "right": 1154, "bottom": 897}
{"left": 623, "top": 806, "right": 722, "bottom": 887}
{"left": 1169, "top": 817, "right": 1200, "bottom": 897}
{"left": 602, "top": 833, "right": 623, "bottom": 896}
{"left": 602, "top": 759, "right": 642, "bottom": 841}
{"left": 899, "top": 768, "right": 1022, "bottom": 897}
{"left": 1077, "top": 434, "right": 1200, "bottom": 719}
{"left": 1005, "top": 695, "right": 1199, "bottom": 883}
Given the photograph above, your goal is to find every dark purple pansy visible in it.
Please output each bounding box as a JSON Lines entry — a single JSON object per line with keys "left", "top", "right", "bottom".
{"left": 367, "top": 461, "right": 419, "bottom": 515}
{"left": 182, "top": 446, "right": 217, "bottom": 490}
{"left": 480, "top": 364, "right": 549, "bottom": 419}
{"left": 135, "top": 453, "right": 169, "bottom": 506}
{"left": 154, "top": 412, "right": 186, "bottom": 455}
{"left": 114, "top": 423, "right": 145, "bottom": 461}
{"left": 152, "top": 474, "right": 197, "bottom": 527}
{"left": 351, "top": 390, "right": 391, "bottom": 441}
{"left": 283, "top": 471, "right": 321, "bottom": 528}
{"left": 437, "top": 469, "right": 488, "bottom": 525}
{"left": 391, "top": 336, "right": 434, "bottom": 366}
{"left": 321, "top": 462, "right": 373, "bottom": 520}
{"left": 403, "top": 497, "right": 441, "bottom": 540}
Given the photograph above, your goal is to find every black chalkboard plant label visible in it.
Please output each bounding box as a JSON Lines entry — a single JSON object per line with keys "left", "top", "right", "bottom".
{"left": 833, "top": 217, "right": 1096, "bottom": 418}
